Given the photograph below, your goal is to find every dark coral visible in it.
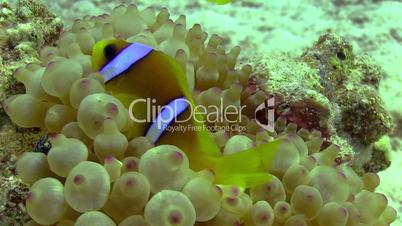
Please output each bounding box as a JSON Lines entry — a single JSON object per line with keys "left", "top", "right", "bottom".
{"left": 302, "top": 32, "right": 392, "bottom": 145}
{"left": 302, "top": 32, "right": 355, "bottom": 99}
{"left": 363, "top": 147, "right": 391, "bottom": 173}
{"left": 338, "top": 86, "right": 392, "bottom": 144}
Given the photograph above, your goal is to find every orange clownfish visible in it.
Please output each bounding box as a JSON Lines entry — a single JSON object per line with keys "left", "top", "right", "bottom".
{"left": 92, "top": 40, "right": 281, "bottom": 187}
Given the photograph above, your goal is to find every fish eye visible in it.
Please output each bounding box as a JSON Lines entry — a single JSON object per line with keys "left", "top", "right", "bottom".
{"left": 104, "top": 44, "right": 117, "bottom": 61}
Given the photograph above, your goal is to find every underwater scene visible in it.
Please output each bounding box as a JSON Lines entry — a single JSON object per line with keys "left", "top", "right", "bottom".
{"left": 0, "top": 0, "right": 402, "bottom": 225}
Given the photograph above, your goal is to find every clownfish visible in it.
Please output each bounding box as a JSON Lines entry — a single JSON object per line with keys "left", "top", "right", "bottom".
{"left": 92, "top": 40, "right": 281, "bottom": 187}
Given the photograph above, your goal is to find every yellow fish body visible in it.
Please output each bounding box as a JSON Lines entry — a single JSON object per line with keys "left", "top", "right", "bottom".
{"left": 207, "top": 0, "right": 232, "bottom": 5}
{"left": 92, "top": 39, "right": 281, "bottom": 187}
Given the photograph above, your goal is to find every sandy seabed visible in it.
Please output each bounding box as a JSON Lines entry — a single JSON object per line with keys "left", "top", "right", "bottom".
{"left": 2, "top": 0, "right": 402, "bottom": 225}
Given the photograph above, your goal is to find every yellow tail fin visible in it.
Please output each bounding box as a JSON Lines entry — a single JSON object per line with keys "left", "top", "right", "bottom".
{"left": 213, "top": 138, "right": 283, "bottom": 187}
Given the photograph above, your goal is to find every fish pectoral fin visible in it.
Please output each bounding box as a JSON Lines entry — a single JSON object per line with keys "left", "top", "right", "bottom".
{"left": 212, "top": 138, "right": 283, "bottom": 188}
{"left": 214, "top": 138, "right": 283, "bottom": 174}
{"left": 215, "top": 172, "right": 273, "bottom": 188}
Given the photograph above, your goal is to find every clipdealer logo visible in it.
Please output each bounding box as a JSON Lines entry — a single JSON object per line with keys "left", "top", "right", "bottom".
{"left": 127, "top": 97, "right": 275, "bottom": 132}
{"left": 254, "top": 97, "right": 276, "bottom": 132}
{"left": 128, "top": 98, "right": 246, "bottom": 131}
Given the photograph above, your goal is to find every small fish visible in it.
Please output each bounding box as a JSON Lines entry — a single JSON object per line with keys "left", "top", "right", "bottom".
{"left": 92, "top": 40, "right": 281, "bottom": 187}
{"left": 208, "top": 0, "right": 232, "bottom": 5}
{"left": 34, "top": 133, "right": 53, "bottom": 155}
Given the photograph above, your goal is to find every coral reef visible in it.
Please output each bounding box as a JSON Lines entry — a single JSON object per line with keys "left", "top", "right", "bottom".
{"left": 363, "top": 136, "right": 392, "bottom": 174}
{"left": 302, "top": 33, "right": 392, "bottom": 145}
{"left": 251, "top": 32, "right": 393, "bottom": 171}
{"left": 0, "top": 3, "right": 397, "bottom": 226}
{"left": 0, "top": 0, "right": 62, "bottom": 98}
{"left": 0, "top": 0, "right": 62, "bottom": 224}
